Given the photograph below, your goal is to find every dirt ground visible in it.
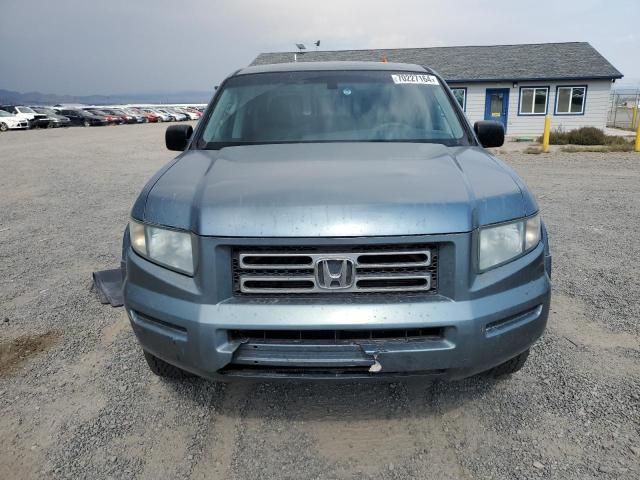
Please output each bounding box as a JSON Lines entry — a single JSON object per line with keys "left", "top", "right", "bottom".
{"left": 0, "top": 124, "right": 638, "bottom": 479}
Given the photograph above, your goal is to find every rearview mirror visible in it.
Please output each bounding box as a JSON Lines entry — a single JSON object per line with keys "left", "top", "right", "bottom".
{"left": 473, "top": 121, "right": 505, "bottom": 148}
{"left": 165, "top": 124, "right": 193, "bottom": 151}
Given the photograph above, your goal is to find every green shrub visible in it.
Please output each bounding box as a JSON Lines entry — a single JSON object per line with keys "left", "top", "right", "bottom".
{"left": 548, "top": 128, "right": 569, "bottom": 145}
{"left": 538, "top": 127, "right": 631, "bottom": 147}
{"left": 537, "top": 128, "right": 569, "bottom": 144}
{"left": 566, "top": 127, "right": 606, "bottom": 145}
{"left": 603, "top": 135, "right": 630, "bottom": 146}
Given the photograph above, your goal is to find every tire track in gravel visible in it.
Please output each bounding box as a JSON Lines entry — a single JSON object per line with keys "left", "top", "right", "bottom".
{"left": 191, "top": 382, "right": 254, "bottom": 479}
{"left": 403, "top": 380, "right": 473, "bottom": 479}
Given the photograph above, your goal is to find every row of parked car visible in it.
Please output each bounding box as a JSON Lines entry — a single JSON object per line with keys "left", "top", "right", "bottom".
{"left": 0, "top": 104, "right": 205, "bottom": 131}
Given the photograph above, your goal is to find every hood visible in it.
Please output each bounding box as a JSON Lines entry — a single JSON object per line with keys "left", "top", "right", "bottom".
{"left": 138, "top": 143, "right": 537, "bottom": 237}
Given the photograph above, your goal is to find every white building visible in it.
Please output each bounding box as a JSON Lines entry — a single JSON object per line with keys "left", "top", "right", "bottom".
{"left": 252, "top": 42, "right": 623, "bottom": 137}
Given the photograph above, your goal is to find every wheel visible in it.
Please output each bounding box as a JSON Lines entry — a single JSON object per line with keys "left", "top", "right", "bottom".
{"left": 488, "top": 349, "right": 530, "bottom": 377}
{"left": 83, "top": 119, "right": 91, "bottom": 127}
{"left": 143, "top": 351, "right": 194, "bottom": 379}
{"left": 0, "top": 122, "right": 7, "bottom": 132}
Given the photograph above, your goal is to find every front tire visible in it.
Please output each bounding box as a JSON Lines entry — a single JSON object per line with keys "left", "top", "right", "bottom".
{"left": 489, "top": 349, "right": 530, "bottom": 377}
{"left": 143, "top": 351, "right": 194, "bottom": 379}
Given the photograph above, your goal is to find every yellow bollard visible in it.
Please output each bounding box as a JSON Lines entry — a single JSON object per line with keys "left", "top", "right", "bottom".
{"left": 632, "top": 105, "right": 638, "bottom": 130}
{"left": 542, "top": 116, "right": 551, "bottom": 153}
{"left": 635, "top": 123, "right": 640, "bottom": 152}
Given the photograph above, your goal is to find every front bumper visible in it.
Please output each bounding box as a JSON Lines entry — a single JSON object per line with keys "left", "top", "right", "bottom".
{"left": 31, "top": 118, "right": 51, "bottom": 128}
{"left": 123, "top": 232, "right": 551, "bottom": 381}
{"left": 7, "top": 122, "right": 29, "bottom": 130}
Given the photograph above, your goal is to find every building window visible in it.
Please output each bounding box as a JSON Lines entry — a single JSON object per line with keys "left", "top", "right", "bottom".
{"left": 555, "top": 86, "right": 586, "bottom": 115}
{"left": 519, "top": 87, "right": 549, "bottom": 115}
{"left": 451, "top": 88, "right": 467, "bottom": 111}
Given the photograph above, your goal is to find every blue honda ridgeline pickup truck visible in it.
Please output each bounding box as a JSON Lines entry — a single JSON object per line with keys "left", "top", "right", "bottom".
{"left": 122, "top": 62, "right": 552, "bottom": 381}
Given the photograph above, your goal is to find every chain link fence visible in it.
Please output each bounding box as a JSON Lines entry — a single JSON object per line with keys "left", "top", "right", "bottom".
{"left": 608, "top": 88, "right": 640, "bottom": 130}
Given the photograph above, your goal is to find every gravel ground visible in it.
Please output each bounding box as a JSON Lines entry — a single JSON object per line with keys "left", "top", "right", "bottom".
{"left": 1, "top": 124, "right": 639, "bottom": 479}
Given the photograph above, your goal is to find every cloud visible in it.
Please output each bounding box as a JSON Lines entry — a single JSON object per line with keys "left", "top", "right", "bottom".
{"left": 0, "top": 0, "right": 637, "bottom": 95}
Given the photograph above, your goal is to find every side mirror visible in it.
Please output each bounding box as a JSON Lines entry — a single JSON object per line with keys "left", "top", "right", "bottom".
{"left": 165, "top": 124, "right": 193, "bottom": 151}
{"left": 474, "top": 121, "right": 505, "bottom": 148}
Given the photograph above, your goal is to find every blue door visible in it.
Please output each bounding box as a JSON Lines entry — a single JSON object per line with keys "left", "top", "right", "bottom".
{"left": 484, "top": 88, "right": 509, "bottom": 131}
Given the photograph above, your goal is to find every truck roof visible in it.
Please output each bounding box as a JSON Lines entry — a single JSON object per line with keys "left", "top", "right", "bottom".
{"left": 236, "top": 61, "right": 430, "bottom": 76}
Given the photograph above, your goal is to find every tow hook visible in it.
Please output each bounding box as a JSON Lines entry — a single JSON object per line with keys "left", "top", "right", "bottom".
{"left": 368, "top": 352, "right": 383, "bottom": 373}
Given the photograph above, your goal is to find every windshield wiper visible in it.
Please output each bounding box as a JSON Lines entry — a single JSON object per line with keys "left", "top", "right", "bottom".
{"left": 202, "top": 140, "right": 313, "bottom": 150}
{"left": 202, "top": 141, "right": 258, "bottom": 150}
{"left": 200, "top": 139, "right": 467, "bottom": 150}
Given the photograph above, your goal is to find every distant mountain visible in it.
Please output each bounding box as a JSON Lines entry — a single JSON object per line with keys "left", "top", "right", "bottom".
{"left": 0, "top": 88, "right": 212, "bottom": 105}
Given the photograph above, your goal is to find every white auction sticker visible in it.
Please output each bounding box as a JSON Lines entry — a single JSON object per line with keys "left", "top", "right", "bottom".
{"left": 391, "top": 73, "right": 439, "bottom": 85}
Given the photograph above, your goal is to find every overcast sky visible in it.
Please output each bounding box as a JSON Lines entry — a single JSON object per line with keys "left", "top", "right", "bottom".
{"left": 1, "top": 0, "right": 638, "bottom": 95}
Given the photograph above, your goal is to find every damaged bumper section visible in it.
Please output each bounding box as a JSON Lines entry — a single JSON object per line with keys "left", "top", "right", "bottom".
{"left": 125, "top": 293, "right": 548, "bottom": 380}
{"left": 123, "top": 232, "right": 551, "bottom": 381}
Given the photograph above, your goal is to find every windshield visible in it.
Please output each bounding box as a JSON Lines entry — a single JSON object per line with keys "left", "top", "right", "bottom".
{"left": 199, "top": 70, "right": 468, "bottom": 149}
{"left": 18, "top": 107, "right": 36, "bottom": 113}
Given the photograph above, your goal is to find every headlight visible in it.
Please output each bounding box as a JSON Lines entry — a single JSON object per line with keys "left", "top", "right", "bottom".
{"left": 478, "top": 214, "right": 541, "bottom": 271}
{"left": 129, "top": 219, "right": 194, "bottom": 275}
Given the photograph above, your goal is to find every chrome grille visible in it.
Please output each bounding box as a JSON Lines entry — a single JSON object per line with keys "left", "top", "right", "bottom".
{"left": 232, "top": 245, "right": 437, "bottom": 295}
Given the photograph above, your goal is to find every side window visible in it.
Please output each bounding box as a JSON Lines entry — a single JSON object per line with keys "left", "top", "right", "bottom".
{"left": 519, "top": 87, "right": 549, "bottom": 115}
{"left": 555, "top": 86, "right": 586, "bottom": 115}
{"left": 451, "top": 88, "right": 467, "bottom": 111}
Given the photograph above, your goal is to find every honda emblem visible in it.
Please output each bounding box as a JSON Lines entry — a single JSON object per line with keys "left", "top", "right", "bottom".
{"left": 315, "top": 258, "right": 354, "bottom": 290}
